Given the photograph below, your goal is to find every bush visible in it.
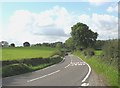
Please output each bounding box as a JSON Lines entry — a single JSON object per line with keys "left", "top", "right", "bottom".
{"left": 83, "top": 48, "right": 95, "bottom": 57}
{"left": 2, "top": 60, "right": 19, "bottom": 66}
{"left": 2, "top": 63, "right": 32, "bottom": 77}
{"left": 2, "top": 55, "right": 63, "bottom": 77}
{"left": 3, "top": 56, "right": 62, "bottom": 66}
{"left": 51, "top": 50, "right": 65, "bottom": 57}
{"left": 102, "top": 39, "right": 118, "bottom": 64}
{"left": 22, "top": 57, "right": 50, "bottom": 66}
{"left": 50, "top": 55, "right": 62, "bottom": 64}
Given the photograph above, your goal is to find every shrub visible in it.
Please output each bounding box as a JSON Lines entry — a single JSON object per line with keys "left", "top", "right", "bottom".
{"left": 50, "top": 55, "right": 62, "bottom": 64}
{"left": 102, "top": 39, "right": 118, "bottom": 65}
{"left": 2, "top": 56, "right": 63, "bottom": 77}
{"left": 23, "top": 42, "right": 30, "bottom": 47}
{"left": 2, "top": 63, "right": 32, "bottom": 77}
{"left": 51, "top": 50, "right": 64, "bottom": 57}
{"left": 10, "top": 43, "right": 15, "bottom": 47}
{"left": 83, "top": 48, "right": 95, "bottom": 57}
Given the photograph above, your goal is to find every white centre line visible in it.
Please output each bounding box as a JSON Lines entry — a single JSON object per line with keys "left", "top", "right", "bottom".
{"left": 27, "top": 70, "right": 60, "bottom": 82}
{"left": 65, "top": 63, "right": 71, "bottom": 68}
{"left": 64, "top": 55, "right": 73, "bottom": 68}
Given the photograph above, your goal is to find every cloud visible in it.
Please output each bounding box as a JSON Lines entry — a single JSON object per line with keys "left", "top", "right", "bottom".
{"left": 107, "top": 5, "right": 118, "bottom": 13}
{"left": 2, "top": 6, "right": 74, "bottom": 45}
{"left": 2, "top": 5, "right": 118, "bottom": 45}
{"left": 78, "top": 13, "right": 118, "bottom": 39}
{"left": 32, "top": 25, "right": 69, "bottom": 37}
{"left": 91, "top": 14, "right": 118, "bottom": 39}
{"left": 78, "top": 14, "right": 91, "bottom": 26}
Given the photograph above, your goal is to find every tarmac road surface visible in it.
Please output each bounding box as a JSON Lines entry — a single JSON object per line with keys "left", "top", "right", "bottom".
{"left": 2, "top": 54, "right": 91, "bottom": 86}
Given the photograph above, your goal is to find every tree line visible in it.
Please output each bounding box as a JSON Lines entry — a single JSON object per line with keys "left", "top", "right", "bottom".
{"left": 0, "top": 41, "right": 66, "bottom": 48}
{"left": 1, "top": 22, "right": 118, "bottom": 65}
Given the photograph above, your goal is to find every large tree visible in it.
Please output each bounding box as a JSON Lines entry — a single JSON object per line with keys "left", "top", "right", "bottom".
{"left": 23, "top": 42, "right": 30, "bottom": 47}
{"left": 0, "top": 41, "right": 9, "bottom": 47}
{"left": 10, "top": 43, "right": 15, "bottom": 47}
{"left": 65, "top": 37, "right": 75, "bottom": 50}
{"left": 71, "top": 22, "right": 98, "bottom": 48}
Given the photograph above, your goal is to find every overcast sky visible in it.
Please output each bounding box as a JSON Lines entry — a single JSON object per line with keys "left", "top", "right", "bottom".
{"left": 0, "top": 0, "right": 119, "bottom": 46}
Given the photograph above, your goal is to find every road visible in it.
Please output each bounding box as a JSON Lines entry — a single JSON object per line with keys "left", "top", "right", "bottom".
{"left": 2, "top": 55, "right": 91, "bottom": 86}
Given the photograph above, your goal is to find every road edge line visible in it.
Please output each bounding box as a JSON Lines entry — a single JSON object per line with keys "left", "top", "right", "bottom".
{"left": 34, "top": 57, "right": 65, "bottom": 73}
{"left": 75, "top": 55, "right": 92, "bottom": 83}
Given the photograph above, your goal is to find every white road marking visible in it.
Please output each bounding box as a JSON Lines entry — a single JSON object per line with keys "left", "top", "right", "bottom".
{"left": 32, "top": 65, "right": 56, "bottom": 73}
{"left": 65, "top": 61, "right": 86, "bottom": 68}
{"left": 81, "top": 62, "right": 91, "bottom": 83}
{"left": 74, "top": 63, "right": 77, "bottom": 66}
{"left": 65, "top": 63, "right": 71, "bottom": 68}
{"left": 78, "top": 63, "right": 82, "bottom": 65}
{"left": 32, "top": 57, "right": 65, "bottom": 73}
{"left": 64, "top": 56, "right": 73, "bottom": 68}
{"left": 27, "top": 70, "right": 60, "bottom": 82}
{"left": 81, "top": 83, "right": 89, "bottom": 86}
{"left": 76, "top": 56, "right": 91, "bottom": 84}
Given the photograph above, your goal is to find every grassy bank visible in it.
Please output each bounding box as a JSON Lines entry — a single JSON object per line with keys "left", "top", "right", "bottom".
{"left": 74, "top": 50, "right": 119, "bottom": 88}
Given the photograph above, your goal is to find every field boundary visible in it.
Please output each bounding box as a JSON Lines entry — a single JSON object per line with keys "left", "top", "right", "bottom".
{"left": 2, "top": 55, "right": 64, "bottom": 77}
{"left": 33, "top": 57, "right": 65, "bottom": 73}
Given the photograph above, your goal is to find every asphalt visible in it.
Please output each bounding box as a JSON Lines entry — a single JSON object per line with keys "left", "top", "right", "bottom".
{"left": 2, "top": 55, "right": 90, "bottom": 86}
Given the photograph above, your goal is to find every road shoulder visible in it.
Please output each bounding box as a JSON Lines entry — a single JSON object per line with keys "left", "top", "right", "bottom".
{"left": 89, "top": 69, "right": 109, "bottom": 86}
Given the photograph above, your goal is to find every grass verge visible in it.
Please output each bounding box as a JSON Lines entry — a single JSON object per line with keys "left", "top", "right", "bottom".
{"left": 73, "top": 50, "right": 119, "bottom": 88}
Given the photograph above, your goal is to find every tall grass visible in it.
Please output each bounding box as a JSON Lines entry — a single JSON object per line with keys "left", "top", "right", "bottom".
{"left": 74, "top": 50, "right": 119, "bottom": 88}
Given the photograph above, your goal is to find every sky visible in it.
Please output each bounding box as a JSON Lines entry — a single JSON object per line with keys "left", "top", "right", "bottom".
{"left": 0, "top": 0, "right": 119, "bottom": 46}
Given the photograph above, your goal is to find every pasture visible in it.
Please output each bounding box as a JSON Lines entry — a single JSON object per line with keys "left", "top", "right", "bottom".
{"left": 1, "top": 46, "right": 57, "bottom": 61}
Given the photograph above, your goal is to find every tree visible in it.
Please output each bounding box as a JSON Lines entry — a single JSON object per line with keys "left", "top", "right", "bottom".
{"left": 42, "top": 43, "right": 50, "bottom": 47}
{"left": 50, "top": 43, "right": 56, "bottom": 47}
{"left": 94, "top": 40, "right": 106, "bottom": 50}
{"left": 10, "top": 43, "right": 15, "bottom": 47}
{"left": 65, "top": 37, "right": 75, "bottom": 50}
{"left": 71, "top": 22, "right": 98, "bottom": 48}
{"left": 103, "top": 39, "right": 118, "bottom": 60}
{"left": 23, "top": 42, "right": 30, "bottom": 47}
{"left": 56, "top": 42, "right": 62, "bottom": 50}
{"left": 0, "top": 41, "right": 9, "bottom": 47}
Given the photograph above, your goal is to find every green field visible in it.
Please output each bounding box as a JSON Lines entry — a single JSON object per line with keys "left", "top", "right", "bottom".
{"left": 1, "top": 46, "right": 57, "bottom": 61}
{"left": 94, "top": 50, "right": 103, "bottom": 56}
{"left": 2, "top": 46, "right": 63, "bottom": 77}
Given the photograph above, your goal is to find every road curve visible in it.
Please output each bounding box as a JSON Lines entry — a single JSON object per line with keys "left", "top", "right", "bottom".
{"left": 2, "top": 55, "right": 91, "bottom": 86}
